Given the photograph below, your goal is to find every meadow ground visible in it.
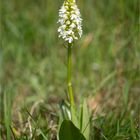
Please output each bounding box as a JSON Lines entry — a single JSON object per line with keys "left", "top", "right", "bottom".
{"left": 0, "top": 0, "right": 140, "bottom": 139}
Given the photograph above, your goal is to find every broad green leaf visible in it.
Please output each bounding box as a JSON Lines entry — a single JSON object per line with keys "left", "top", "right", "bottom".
{"left": 60, "top": 100, "right": 71, "bottom": 120}
{"left": 59, "top": 120, "right": 86, "bottom": 140}
{"left": 80, "top": 100, "right": 90, "bottom": 140}
{"left": 71, "top": 105, "right": 79, "bottom": 128}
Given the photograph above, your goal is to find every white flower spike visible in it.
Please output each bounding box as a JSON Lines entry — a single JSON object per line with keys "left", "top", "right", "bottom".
{"left": 58, "top": 0, "right": 82, "bottom": 44}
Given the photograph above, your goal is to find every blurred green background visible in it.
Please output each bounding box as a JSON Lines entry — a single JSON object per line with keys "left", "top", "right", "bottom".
{"left": 0, "top": 0, "right": 140, "bottom": 139}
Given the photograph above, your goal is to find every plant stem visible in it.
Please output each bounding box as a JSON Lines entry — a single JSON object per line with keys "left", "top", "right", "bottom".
{"left": 67, "top": 43, "right": 75, "bottom": 108}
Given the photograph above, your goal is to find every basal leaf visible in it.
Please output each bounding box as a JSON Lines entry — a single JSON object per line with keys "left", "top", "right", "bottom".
{"left": 59, "top": 120, "right": 86, "bottom": 140}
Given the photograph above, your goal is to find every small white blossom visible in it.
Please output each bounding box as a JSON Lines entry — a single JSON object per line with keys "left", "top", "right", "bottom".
{"left": 58, "top": 0, "right": 82, "bottom": 44}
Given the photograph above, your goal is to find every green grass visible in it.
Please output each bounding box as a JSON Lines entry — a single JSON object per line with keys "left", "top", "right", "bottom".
{"left": 0, "top": 0, "right": 140, "bottom": 139}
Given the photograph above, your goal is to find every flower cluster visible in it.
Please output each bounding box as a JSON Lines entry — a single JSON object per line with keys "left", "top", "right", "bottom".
{"left": 58, "top": 0, "right": 82, "bottom": 44}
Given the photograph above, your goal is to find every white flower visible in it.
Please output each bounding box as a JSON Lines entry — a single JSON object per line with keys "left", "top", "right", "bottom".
{"left": 57, "top": 0, "right": 82, "bottom": 44}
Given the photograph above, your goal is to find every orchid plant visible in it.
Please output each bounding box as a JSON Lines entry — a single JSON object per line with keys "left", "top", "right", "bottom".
{"left": 57, "top": 0, "right": 90, "bottom": 140}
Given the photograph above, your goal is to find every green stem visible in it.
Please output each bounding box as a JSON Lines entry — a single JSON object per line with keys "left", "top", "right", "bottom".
{"left": 67, "top": 43, "right": 75, "bottom": 108}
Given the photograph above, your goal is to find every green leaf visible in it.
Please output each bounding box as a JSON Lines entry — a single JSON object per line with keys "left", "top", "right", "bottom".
{"left": 71, "top": 104, "right": 79, "bottom": 128}
{"left": 81, "top": 100, "right": 90, "bottom": 140}
{"left": 59, "top": 120, "right": 86, "bottom": 140}
{"left": 60, "top": 100, "right": 71, "bottom": 120}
